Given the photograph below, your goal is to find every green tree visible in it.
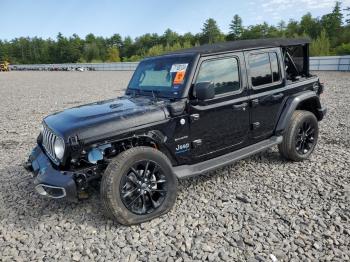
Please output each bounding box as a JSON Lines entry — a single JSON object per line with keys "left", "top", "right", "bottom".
{"left": 227, "top": 15, "right": 243, "bottom": 40}
{"left": 181, "top": 32, "right": 196, "bottom": 46}
{"left": 182, "top": 40, "right": 192, "bottom": 49}
{"left": 335, "top": 43, "right": 350, "bottom": 55}
{"left": 300, "top": 13, "right": 321, "bottom": 39}
{"left": 55, "top": 33, "right": 82, "bottom": 63}
{"left": 133, "top": 33, "right": 161, "bottom": 56}
{"left": 146, "top": 45, "right": 165, "bottom": 57}
{"left": 200, "top": 18, "right": 224, "bottom": 44}
{"left": 321, "top": 1, "right": 343, "bottom": 40}
{"left": 107, "top": 34, "right": 122, "bottom": 48}
{"left": 310, "top": 30, "right": 330, "bottom": 56}
{"left": 285, "top": 19, "right": 300, "bottom": 37}
{"left": 277, "top": 20, "right": 286, "bottom": 35}
{"left": 241, "top": 22, "right": 278, "bottom": 39}
{"left": 121, "top": 36, "right": 135, "bottom": 59}
{"left": 124, "top": 54, "right": 143, "bottom": 62}
{"left": 83, "top": 42, "right": 100, "bottom": 62}
{"left": 344, "top": 6, "right": 350, "bottom": 24}
{"left": 162, "top": 29, "right": 179, "bottom": 47}
{"left": 106, "top": 47, "right": 121, "bottom": 62}
{"left": 167, "top": 42, "right": 182, "bottom": 52}
{"left": 0, "top": 40, "right": 9, "bottom": 62}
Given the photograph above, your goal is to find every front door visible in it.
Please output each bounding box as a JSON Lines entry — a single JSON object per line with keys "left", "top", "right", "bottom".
{"left": 188, "top": 52, "right": 250, "bottom": 162}
{"left": 245, "top": 48, "right": 286, "bottom": 141}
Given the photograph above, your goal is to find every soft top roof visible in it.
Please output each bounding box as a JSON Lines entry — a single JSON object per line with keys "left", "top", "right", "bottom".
{"left": 170, "top": 38, "right": 310, "bottom": 55}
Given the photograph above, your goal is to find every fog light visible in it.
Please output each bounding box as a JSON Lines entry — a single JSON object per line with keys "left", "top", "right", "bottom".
{"left": 35, "top": 184, "right": 47, "bottom": 196}
{"left": 35, "top": 184, "right": 66, "bottom": 198}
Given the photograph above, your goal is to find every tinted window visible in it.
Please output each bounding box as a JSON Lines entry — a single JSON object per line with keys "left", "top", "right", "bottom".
{"left": 270, "top": 53, "right": 281, "bottom": 82}
{"left": 288, "top": 46, "right": 305, "bottom": 73}
{"left": 196, "top": 57, "right": 240, "bottom": 95}
{"left": 249, "top": 53, "right": 272, "bottom": 86}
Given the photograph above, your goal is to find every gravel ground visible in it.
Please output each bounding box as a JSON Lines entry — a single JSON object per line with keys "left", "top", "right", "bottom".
{"left": 0, "top": 71, "right": 349, "bottom": 261}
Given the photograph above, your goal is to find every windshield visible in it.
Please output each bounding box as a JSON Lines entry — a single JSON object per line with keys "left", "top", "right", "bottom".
{"left": 127, "top": 55, "right": 194, "bottom": 98}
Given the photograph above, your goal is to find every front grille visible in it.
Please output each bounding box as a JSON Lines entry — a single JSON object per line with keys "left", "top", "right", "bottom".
{"left": 42, "top": 125, "right": 59, "bottom": 163}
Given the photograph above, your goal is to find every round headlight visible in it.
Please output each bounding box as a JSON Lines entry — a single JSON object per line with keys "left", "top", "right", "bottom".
{"left": 54, "top": 138, "right": 65, "bottom": 160}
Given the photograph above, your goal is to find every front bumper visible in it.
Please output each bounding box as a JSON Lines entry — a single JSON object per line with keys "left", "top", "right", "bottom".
{"left": 26, "top": 145, "right": 78, "bottom": 202}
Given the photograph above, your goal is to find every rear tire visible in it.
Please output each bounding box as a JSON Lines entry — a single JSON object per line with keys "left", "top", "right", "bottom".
{"left": 278, "top": 110, "right": 319, "bottom": 161}
{"left": 101, "top": 146, "right": 177, "bottom": 225}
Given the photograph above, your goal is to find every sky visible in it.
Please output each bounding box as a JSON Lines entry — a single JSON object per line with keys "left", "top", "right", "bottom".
{"left": 1, "top": 0, "right": 350, "bottom": 40}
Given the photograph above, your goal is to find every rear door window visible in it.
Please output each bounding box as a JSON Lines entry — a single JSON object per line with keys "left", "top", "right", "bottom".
{"left": 270, "top": 53, "right": 281, "bottom": 82}
{"left": 249, "top": 52, "right": 281, "bottom": 87}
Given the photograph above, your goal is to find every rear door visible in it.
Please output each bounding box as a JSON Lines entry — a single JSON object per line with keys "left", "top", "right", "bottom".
{"left": 245, "top": 48, "right": 286, "bottom": 141}
{"left": 188, "top": 52, "right": 250, "bottom": 162}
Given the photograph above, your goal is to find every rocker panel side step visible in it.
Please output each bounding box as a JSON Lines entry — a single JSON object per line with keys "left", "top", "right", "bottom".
{"left": 173, "top": 136, "right": 283, "bottom": 179}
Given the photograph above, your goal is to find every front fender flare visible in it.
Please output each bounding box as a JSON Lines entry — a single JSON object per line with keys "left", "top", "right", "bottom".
{"left": 138, "top": 130, "right": 178, "bottom": 166}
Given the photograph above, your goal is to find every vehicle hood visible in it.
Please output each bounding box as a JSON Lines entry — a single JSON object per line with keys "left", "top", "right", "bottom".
{"left": 44, "top": 96, "right": 169, "bottom": 142}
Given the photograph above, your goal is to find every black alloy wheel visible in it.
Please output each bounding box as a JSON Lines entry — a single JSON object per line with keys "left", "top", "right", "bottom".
{"left": 101, "top": 146, "right": 177, "bottom": 225}
{"left": 278, "top": 110, "right": 319, "bottom": 161}
{"left": 120, "top": 160, "right": 167, "bottom": 215}
{"left": 295, "top": 121, "right": 316, "bottom": 155}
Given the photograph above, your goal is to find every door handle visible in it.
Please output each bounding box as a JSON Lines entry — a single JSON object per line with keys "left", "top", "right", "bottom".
{"left": 272, "top": 93, "right": 284, "bottom": 100}
{"left": 251, "top": 99, "right": 259, "bottom": 107}
{"left": 233, "top": 102, "right": 248, "bottom": 110}
{"left": 190, "top": 114, "right": 200, "bottom": 122}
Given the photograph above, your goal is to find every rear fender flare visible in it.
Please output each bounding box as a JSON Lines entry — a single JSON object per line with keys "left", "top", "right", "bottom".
{"left": 275, "top": 91, "right": 321, "bottom": 134}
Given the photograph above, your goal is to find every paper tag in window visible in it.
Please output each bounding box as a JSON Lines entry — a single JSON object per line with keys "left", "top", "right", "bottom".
{"left": 173, "top": 71, "right": 186, "bottom": 85}
{"left": 170, "top": 63, "right": 188, "bottom": 73}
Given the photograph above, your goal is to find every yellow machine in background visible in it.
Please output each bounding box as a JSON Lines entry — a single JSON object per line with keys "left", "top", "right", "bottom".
{"left": 0, "top": 61, "right": 10, "bottom": 71}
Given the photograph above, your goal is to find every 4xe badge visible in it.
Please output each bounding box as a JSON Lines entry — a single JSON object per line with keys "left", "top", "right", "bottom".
{"left": 175, "top": 143, "right": 190, "bottom": 154}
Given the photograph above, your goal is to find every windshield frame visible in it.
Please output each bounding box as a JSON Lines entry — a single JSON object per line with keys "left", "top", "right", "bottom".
{"left": 126, "top": 53, "right": 197, "bottom": 99}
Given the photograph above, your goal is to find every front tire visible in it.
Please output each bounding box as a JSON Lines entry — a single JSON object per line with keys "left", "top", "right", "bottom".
{"left": 101, "top": 147, "right": 177, "bottom": 225}
{"left": 278, "top": 110, "right": 319, "bottom": 161}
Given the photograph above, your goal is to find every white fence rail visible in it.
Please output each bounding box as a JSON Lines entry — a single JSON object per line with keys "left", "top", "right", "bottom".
{"left": 8, "top": 56, "right": 350, "bottom": 71}
{"left": 9, "top": 62, "right": 139, "bottom": 71}
{"left": 310, "top": 56, "right": 350, "bottom": 71}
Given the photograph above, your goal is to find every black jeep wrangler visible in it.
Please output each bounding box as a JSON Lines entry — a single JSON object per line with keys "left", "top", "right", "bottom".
{"left": 26, "top": 38, "right": 326, "bottom": 225}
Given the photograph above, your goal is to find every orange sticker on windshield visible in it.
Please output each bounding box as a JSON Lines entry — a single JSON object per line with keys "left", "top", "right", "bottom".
{"left": 173, "top": 70, "right": 185, "bottom": 85}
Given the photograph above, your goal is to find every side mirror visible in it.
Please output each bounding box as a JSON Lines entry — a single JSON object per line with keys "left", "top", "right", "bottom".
{"left": 194, "top": 82, "right": 215, "bottom": 101}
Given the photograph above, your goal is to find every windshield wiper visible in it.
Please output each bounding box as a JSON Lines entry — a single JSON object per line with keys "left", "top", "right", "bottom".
{"left": 140, "top": 89, "right": 161, "bottom": 102}
{"left": 128, "top": 89, "right": 165, "bottom": 101}
{"left": 128, "top": 88, "right": 141, "bottom": 98}
{"left": 151, "top": 90, "right": 158, "bottom": 102}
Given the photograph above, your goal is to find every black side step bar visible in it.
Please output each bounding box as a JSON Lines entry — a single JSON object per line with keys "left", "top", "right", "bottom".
{"left": 173, "top": 136, "right": 283, "bottom": 179}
